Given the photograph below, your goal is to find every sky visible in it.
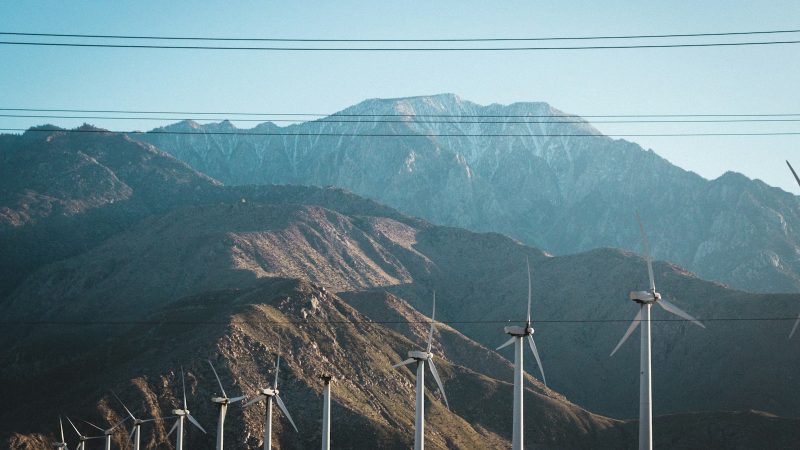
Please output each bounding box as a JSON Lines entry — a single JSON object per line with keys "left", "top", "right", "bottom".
{"left": 1, "top": 1, "right": 799, "bottom": 191}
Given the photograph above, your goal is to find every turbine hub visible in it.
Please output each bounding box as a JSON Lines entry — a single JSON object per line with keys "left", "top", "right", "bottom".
{"left": 630, "top": 290, "right": 660, "bottom": 304}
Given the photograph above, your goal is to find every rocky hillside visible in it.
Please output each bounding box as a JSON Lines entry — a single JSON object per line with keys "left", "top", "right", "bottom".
{"left": 141, "top": 94, "right": 800, "bottom": 293}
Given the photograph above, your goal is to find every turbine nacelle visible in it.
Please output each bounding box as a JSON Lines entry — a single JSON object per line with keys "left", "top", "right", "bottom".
{"left": 407, "top": 350, "right": 432, "bottom": 361}
{"left": 258, "top": 387, "right": 278, "bottom": 397}
{"left": 630, "top": 290, "right": 661, "bottom": 304}
{"left": 171, "top": 409, "right": 189, "bottom": 416}
{"left": 504, "top": 325, "right": 534, "bottom": 336}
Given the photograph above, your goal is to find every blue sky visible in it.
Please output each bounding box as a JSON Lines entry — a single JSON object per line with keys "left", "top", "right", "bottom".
{"left": 2, "top": 1, "right": 799, "bottom": 191}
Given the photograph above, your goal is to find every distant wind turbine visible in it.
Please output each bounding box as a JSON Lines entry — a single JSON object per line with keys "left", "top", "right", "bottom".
{"left": 81, "top": 417, "right": 129, "bottom": 450}
{"left": 392, "top": 291, "right": 449, "bottom": 450}
{"left": 243, "top": 352, "right": 298, "bottom": 450}
{"left": 53, "top": 416, "right": 68, "bottom": 450}
{"left": 167, "top": 367, "right": 207, "bottom": 450}
{"left": 64, "top": 416, "right": 103, "bottom": 450}
{"left": 496, "top": 258, "right": 546, "bottom": 450}
{"left": 785, "top": 161, "right": 800, "bottom": 339}
{"left": 208, "top": 359, "right": 248, "bottom": 450}
{"left": 610, "top": 212, "right": 705, "bottom": 450}
{"left": 112, "top": 390, "right": 173, "bottom": 450}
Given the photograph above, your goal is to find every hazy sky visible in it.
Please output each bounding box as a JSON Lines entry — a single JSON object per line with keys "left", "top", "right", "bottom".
{"left": 2, "top": 1, "right": 799, "bottom": 191}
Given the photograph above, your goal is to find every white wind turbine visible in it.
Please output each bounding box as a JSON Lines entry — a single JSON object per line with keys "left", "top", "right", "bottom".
{"left": 392, "top": 292, "right": 450, "bottom": 450}
{"left": 496, "top": 258, "right": 546, "bottom": 450}
{"left": 112, "top": 391, "right": 173, "bottom": 450}
{"left": 785, "top": 161, "right": 800, "bottom": 338}
{"left": 610, "top": 212, "right": 705, "bottom": 450}
{"left": 208, "top": 359, "right": 247, "bottom": 450}
{"left": 65, "top": 416, "right": 103, "bottom": 450}
{"left": 53, "top": 416, "right": 68, "bottom": 450}
{"left": 243, "top": 352, "right": 298, "bottom": 450}
{"left": 81, "top": 417, "right": 129, "bottom": 450}
{"left": 167, "top": 367, "right": 207, "bottom": 450}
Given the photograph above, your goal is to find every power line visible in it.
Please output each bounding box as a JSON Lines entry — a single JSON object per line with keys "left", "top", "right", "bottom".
{"left": 4, "top": 113, "right": 800, "bottom": 124}
{"left": 1, "top": 28, "right": 798, "bottom": 42}
{"left": 2, "top": 39, "right": 800, "bottom": 51}
{"left": 3, "top": 128, "right": 798, "bottom": 138}
{"left": 3, "top": 107, "right": 799, "bottom": 119}
{"left": 1, "top": 317, "right": 798, "bottom": 326}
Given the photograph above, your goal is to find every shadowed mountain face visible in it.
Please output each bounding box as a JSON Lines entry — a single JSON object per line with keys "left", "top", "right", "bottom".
{"left": 141, "top": 94, "right": 800, "bottom": 293}
{"left": 3, "top": 127, "right": 800, "bottom": 448}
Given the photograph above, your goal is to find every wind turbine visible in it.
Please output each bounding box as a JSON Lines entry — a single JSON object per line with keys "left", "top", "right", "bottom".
{"left": 81, "top": 417, "right": 129, "bottom": 450}
{"left": 610, "top": 212, "right": 705, "bottom": 450}
{"left": 392, "top": 291, "right": 450, "bottom": 450}
{"left": 208, "top": 359, "right": 247, "bottom": 450}
{"left": 785, "top": 161, "right": 800, "bottom": 339}
{"left": 65, "top": 416, "right": 103, "bottom": 450}
{"left": 243, "top": 352, "right": 298, "bottom": 450}
{"left": 112, "top": 391, "right": 173, "bottom": 450}
{"left": 53, "top": 416, "right": 68, "bottom": 450}
{"left": 319, "top": 374, "right": 333, "bottom": 450}
{"left": 167, "top": 367, "right": 207, "bottom": 450}
{"left": 496, "top": 258, "right": 546, "bottom": 450}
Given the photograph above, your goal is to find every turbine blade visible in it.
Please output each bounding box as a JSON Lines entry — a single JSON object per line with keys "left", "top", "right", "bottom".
{"left": 59, "top": 416, "right": 65, "bottom": 442}
{"left": 527, "top": 257, "right": 532, "bottom": 324}
{"left": 81, "top": 420, "right": 103, "bottom": 432}
{"left": 186, "top": 413, "right": 207, "bottom": 434}
{"left": 181, "top": 367, "right": 187, "bottom": 409}
{"left": 207, "top": 359, "right": 228, "bottom": 399}
{"left": 787, "top": 160, "right": 800, "bottom": 188}
{"left": 76, "top": 442, "right": 83, "bottom": 450}
{"left": 527, "top": 334, "right": 547, "bottom": 387}
{"left": 392, "top": 358, "right": 416, "bottom": 369}
{"left": 127, "top": 426, "right": 136, "bottom": 446}
{"left": 65, "top": 416, "right": 81, "bottom": 436}
{"left": 243, "top": 394, "right": 266, "bottom": 407}
{"left": 112, "top": 391, "right": 137, "bottom": 421}
{"left": 658, "top": 298, "right": 705, "bottom": 328}
{"left": 166, "top": 419, "right": 179, "bottom": 438}
{"left": 610, "top": 309, "right": 643, "bottom": 357}
{"left": 427, "top": 291, "right": 436, "bottom": 353}
{"left": 274, "top": 354, "right": 281, "bottom": 390}
{"left": 274, "top": 394, "right": 299, "bottom": 433}
{"left": 229, "top": 395, "right": 248, "bottom": 403}
{"left": 110, "top": 415, "right": 131, "bottom": 431}
{"left": 496, "top": 336, "right": 515, "bottom": 351}
{"left": 635, "top": 211, "right": 656, "bottom": 292}
{"left": 789, "top": 313, "right": 800, "bottom": 339}
{"left": 427, "top": 358, "right": 450, "bottom": 410}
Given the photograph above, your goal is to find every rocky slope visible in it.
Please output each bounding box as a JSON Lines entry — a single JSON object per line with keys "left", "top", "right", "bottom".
{"left": 141, "top": 94, "right": 800, "bottom": 293}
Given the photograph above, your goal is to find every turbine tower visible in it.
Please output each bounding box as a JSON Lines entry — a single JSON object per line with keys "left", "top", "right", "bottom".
{"left": 113, "top": 391, "right": 173, "bottom": 450}
{"left": 167, "top": 367, "right": 207, "bottom": 450}
{"left": 610, "top": 212, "right": 705, "bottom": 450}
{"left": 243, "top": 353, "right": 298, "bottom": 450}
{"left": 65, "top": 416, "right": 103, "bottom": 450}
{"left": 319, "top": 374, "right": 333, "bottom": 450}
{"left": 392, "top": 292, "right": 450, "bottom": 450}
{"left": 81, "top": 418, "right": 129, "bottom": 450}
{"left": 53, "top": 416, "right": 68, "bottom": 450}
{"left": 208, "top": 359, "right": 247, "bottom": 450}
{"left": 496, "top": 258, "right": 546, "bottom": 450}
{"left": 786, "top": 161, "right": 800, "bottom": 338}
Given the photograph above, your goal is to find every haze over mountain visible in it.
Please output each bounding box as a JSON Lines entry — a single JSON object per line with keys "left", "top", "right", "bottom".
{"left": 141, "top": 94, "right": 800, "bottom": 294}
{"left": 3, "top": 126, "right": 800, "bottom": 448}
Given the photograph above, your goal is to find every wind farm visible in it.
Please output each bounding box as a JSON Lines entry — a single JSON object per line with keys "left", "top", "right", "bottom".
{"left": 2, "top": 2, "right": 800, "bottom": 448}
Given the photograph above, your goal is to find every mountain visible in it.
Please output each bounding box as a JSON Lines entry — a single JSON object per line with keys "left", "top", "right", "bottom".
{"left": 3, "top": 127, "right": 800, "bottom": 448}
{"left": 140, "top": 94, "right": 800, "bottom": 294}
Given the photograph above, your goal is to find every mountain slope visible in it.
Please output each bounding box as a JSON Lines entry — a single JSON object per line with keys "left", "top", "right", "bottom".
{"left": 141, "top": 94, "right": 800, "bottom": 293}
